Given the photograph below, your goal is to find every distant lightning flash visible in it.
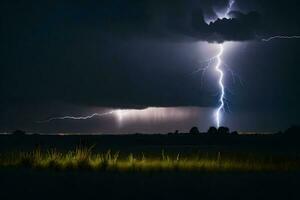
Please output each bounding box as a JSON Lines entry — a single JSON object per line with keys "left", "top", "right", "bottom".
{"left": 37, "top": 111, "right": 115, "bottom": 123}
{"left": 262, "top": 35, "right": 300, "bottom": 42}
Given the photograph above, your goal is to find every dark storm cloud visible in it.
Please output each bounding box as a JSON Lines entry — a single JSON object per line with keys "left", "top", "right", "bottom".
{"left": 106, "top": 4, "right": 262, "bottom": 43}
{"left": 78, "top": 0, "right": 262, "bottom": 43}
{"left": 0, "top": 0, "right": 262, "bottom": 43}
{"left": 92, "top": 0, "right": 299, "bottom": 42}
{"left": 236, "top": 0, "right": 300, "bottom": 39}
{"left": 206, "top": 11, "right": 261, "bottom": 42}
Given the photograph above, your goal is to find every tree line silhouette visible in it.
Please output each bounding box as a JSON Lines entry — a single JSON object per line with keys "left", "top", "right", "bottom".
{"left": 167, "top": 126, "right": 237, "bottom": 135}
{"left": 10, "top": 125, "right": 300, "bottom": 136}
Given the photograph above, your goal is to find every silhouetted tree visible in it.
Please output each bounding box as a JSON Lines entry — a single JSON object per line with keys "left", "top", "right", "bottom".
{"left": 189, "top": 127, "right": 200, "bottom": 135}
{"left": 231, "top": 131, "right": 239, "bottom": 136}
{"left": 207, "top": 127, "right": 218, "bottom": 135}
{"left": 218, "top": 127, "right": 230, "bottom": 135}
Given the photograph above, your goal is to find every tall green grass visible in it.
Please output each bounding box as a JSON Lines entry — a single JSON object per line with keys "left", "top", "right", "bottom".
{"left": 0, "top": 146, "right": 299, "bottom": 172}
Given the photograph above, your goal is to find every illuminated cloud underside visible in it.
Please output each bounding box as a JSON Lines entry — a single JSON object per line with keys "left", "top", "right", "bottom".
{"left": 39, "top": 107, "right": 206, "bottom": 127}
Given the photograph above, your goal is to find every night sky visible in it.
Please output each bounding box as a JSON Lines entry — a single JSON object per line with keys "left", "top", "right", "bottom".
{"left": 0, "top": 0, "right": 299, "bottom": 134}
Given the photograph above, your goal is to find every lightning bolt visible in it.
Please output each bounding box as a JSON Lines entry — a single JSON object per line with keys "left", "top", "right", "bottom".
{"left": 225, "top": 0, "right": 235, "bottom": 18}
{"left": 37, "top": 111, "right": 116, "bottom": 123}
{"left": 196, "top": 1, "right": 300, "bottom": 128}
{"left": 214, "top": 44, "right": 225, "bottom": 128}
{"left": 208, "top": 33, "right": 300, "bottom": 127}
{"left": 192, "top": 0, "right": 234, "bottom": 127}
{"left": 194, "top": 43, "right": 237, "bottom": 128}
{"left": 211, "top": 1, "right": 236, "bottom": 127}
{"left": 210, "top": 1, "right": 234, "bottom": 127}
{"left": 261, "top": 35, "right": 300, "bottom": 42}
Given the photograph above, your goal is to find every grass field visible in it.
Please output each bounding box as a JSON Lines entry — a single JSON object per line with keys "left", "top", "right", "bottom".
{"left": 1, "top": 146, "right": 299, "bottom": 172}
{"left": 1, "top": 135, "right": 300, "bottom": 200}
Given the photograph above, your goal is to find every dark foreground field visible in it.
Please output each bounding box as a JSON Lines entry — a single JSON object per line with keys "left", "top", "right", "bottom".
{"left": 1, "top": 169, "right": 300, "bottom": 200}
{"left": 1, "top": 133, "right": 300, "bottom": 200}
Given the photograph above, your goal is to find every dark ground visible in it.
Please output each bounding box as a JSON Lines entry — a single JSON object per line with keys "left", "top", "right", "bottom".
{"left": 1, "top": 169, "right": 300, "bottom": 200}
{"left": 1, "top": 134, "right": 300, "bottom": 200}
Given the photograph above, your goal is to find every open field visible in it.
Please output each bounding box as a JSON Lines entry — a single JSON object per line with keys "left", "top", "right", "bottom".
{"left": 1, "top": 134, "right": 300, "bottom": 200}
{"left": 1, "top": 146, "right": 300, "bottom": 172}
